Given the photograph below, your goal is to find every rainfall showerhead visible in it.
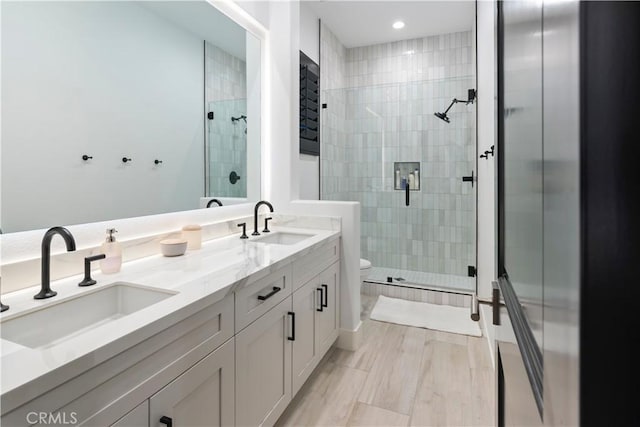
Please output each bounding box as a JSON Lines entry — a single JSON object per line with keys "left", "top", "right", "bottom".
{"left": 434, "top": 111, "right": 450, "bottom": 123}
{"left": 434, "top": 89, "right": 476, "bottom": 124}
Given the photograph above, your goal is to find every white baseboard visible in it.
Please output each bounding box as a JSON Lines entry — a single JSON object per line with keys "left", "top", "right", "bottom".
{"left": 336, "top": 321, "right": 363, "bottom": 351}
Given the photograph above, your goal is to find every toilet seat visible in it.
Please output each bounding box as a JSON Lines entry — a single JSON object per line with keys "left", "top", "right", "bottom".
{"left": 360, "top": 258, "right": 372, "bottom": 271}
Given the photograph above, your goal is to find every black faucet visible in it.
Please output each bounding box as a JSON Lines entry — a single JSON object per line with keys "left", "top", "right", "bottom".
{"left": 252, "top": 201, "right": 274, "bottom": 236}
{"left": 34, "top": 227, "right": 77, "bottom": 299}
{"left": 207, "top": 199, "right": 223, "bottom": 208}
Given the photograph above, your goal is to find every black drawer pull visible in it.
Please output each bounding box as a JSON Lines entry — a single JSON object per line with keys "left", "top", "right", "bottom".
{"left": 321, "top": 284, "right": 328, "bottom": 308}
{"left": 257, "top": 286, "right": 281, "bottom": 301}
{"left": 160, "top": 416, "right": 173, "bottom": 427}
{"left": 288, "top": 311, "right": 296, "bottom": 341}
{"left": 316, "top": 288, "right": 324, "bottom": 312}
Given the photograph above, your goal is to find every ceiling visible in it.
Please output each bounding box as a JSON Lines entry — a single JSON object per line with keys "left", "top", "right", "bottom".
{"left": 305, "top": 1, "right": 475, "bottom": 48}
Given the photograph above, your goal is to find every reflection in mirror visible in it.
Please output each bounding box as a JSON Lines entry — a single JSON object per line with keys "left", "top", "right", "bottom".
{"left": 1, "top": 1, "right": 261, "bottom": 233}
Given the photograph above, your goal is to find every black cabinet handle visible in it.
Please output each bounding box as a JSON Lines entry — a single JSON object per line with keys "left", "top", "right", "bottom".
{"left": 321, "top": 284, "right": 328, "bottom": 308}
{"left": 288, "top": 311, "right": 296, "bottom": 341}
{"left": 405, "top": 180, "right": 410, "bottom": 206}
{"left": 159, "top": 416, "right": 173, "bottom": 427}
{"left": 316, "top": 288, "right": 324, "bottom": 312}
{"left": 257, "top": 286, "right": 281, "bottom": 301}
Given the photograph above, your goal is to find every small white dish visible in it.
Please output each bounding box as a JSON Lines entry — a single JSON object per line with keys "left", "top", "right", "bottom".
{"left": 160, "top": 238, "right": 188, "bottom": 257}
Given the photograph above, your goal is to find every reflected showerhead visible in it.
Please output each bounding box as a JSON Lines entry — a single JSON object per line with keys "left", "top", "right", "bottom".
{"left": 434, "top": 112, "right": 450, "bottom": 123}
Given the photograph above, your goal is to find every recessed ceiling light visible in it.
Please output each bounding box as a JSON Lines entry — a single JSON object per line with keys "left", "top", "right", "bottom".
{"left": 392, "top": 21, "right": 405, "bottom": 30}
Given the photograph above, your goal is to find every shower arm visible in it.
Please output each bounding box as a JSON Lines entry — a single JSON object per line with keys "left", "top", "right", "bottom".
{"left": 442, "top": 99, "right": 459, "bottom": 115}
{"left": 443, "top": 95, "right": 475, "bottom": 115}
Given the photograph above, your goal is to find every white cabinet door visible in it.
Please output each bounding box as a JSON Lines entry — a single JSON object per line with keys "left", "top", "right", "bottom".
{"left": 316, "top": 261, "right": 340, "bottom": 355}
{"left": 148, "top": 338, "right": 234, "bottom": 427}
{"left": 236, "top": 297, "right": 292, "bottom": 427}
{"left": 291, "top": 278, "right": 320, "bottom": 395}
{"left": 111, "top": 401, "right": 148, "bottom": 427}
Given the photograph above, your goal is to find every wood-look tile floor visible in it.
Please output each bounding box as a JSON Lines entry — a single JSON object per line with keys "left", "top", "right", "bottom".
{"left": 275, "top": 294, "right": 495, "bottom": 427}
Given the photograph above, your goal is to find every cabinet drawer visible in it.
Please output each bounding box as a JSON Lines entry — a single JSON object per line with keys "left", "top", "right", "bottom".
{"left": 149, "top": 338, "right": 234, "bottom": 427}
{"left": 235, "top": 264, "right": 293, "bottom": 332}
{"left": 292, "top": 239, "right": 340, "bottom": 291}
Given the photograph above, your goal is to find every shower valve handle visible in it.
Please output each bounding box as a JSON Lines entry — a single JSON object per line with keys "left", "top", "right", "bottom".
{"left": 462, "top": 171, "right": 475, "bottom": 187}
{"left": 405, "top": 181, "right": 410, "bottom": 206}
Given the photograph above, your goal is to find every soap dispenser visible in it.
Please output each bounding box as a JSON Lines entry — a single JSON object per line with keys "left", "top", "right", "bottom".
{"left": 100, "top": 228, "right": 122, "bottom": 274}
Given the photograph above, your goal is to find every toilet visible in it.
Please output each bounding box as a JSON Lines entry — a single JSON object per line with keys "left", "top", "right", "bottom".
{"left": 360, "top": 258, "right": 372, "bottom": 288}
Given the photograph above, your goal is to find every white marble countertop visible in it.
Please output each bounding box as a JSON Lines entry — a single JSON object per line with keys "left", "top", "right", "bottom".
{"left": 0, "top": 225, "right": 340, "bottom": 414}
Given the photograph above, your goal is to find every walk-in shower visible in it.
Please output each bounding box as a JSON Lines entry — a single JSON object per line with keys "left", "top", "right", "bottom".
{"left": 320, "top": 27, "right": 477, "bottom": 293}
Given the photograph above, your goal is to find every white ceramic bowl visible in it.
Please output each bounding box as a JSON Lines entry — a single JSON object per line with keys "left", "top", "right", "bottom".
{"left": 160, "top": 238, "right": 188, "bottom": 257}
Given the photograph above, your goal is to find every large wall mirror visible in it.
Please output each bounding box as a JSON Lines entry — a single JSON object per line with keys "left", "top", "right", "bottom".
{"left": 1, "top": 0, "right": 262, "bottom": 233}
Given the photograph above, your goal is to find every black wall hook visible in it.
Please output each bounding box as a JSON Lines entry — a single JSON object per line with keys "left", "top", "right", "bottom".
{"left": 82, "top": 155, "right": 93, "bottom": 161}
{"left": 122, "top": 157, "right": 132, "bottom": 163}
{"left": 154, "top": 159, "right": 163, "bottom": 165}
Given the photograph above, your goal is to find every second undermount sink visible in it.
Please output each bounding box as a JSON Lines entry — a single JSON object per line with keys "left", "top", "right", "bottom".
{"left": 0, "top": 282, "right": 177, "bottom": 349}
{"left": 251, "top": 232, "right": 314, "bottom": 245}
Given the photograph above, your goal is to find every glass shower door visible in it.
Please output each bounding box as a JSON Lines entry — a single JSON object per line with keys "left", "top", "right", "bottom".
{"left": 321, "top": 78, "right": 476, "bottom": 293}
{"left": 406, "top": 77, "right": 477, "bottom": 292}
{"left": 363, "top": 78, "right": 477, "bottom": 292}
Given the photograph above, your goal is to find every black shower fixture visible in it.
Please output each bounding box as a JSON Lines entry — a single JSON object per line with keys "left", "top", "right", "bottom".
{"left": 434, "top": 89, "right": 476, "bottom": 124}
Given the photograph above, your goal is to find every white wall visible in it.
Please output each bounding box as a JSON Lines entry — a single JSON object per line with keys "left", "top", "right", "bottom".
{"left": 300, "top": 2, "right": 320, "bottom": 63}
{"left": 1, "top": 2, "right": 204, "bottom": 232}
{"left": 298, "top": 2, "right": 320, "bottom": 200}
{"left": 267, "top": 0, "right": 300, "bottom": 206}
{"left": 477, "top": 0, "right": 497, "bottom": 300}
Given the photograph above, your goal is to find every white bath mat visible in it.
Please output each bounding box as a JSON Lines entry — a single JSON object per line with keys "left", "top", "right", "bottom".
{"left": 370, "top": 295, "right": 482, "bottom": 337}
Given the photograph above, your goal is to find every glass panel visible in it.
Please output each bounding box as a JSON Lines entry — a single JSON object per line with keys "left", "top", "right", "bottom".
{"left": 321, "top": 76, "right": 476, "bottom": 292}
{"left": 501, "top": 0, "right": 544, "bottom": 350}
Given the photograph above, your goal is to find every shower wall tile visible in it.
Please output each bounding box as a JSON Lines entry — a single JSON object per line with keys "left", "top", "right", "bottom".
{"left": 205, "top": 42, "right": 247, "bottom": 198}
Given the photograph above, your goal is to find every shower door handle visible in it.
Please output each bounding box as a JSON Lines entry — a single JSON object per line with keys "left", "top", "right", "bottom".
{"left": 405, "top": 181, "right": 410, "bottom": 206}
{"left": 462, "top": 171, "right": 475, "bottom": 187}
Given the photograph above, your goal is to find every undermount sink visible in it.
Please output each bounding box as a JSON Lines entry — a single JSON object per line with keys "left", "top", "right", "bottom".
{"left": 251, "top": 232, "right": 314, "bottom": 245}
{"left": 0, "top": 282, "right": 177, "bottom": 349}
